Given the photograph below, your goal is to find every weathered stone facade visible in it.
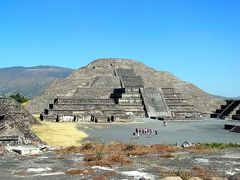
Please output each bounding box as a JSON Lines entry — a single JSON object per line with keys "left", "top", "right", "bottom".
{"left": 0, "top": 97, "right": 40, "bottom": 145}
{"left": 28, "top": 58, "right": 224, "bottom": 122}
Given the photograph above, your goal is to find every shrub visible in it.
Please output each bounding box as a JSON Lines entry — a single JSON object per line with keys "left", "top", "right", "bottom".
{"left": 9, "top": 93, "right": 29, "bottom": 103}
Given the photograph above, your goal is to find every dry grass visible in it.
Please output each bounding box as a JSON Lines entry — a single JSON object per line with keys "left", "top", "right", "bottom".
{"left": 160, "top": 153, "right": 175, "bottom": 158}
{"left": 83, "top": 154, "right": 132, "bottom": 167}
{"left": 56, "top": 143, "right": 178, "bottom": 167}
{"left": 31, "top": 121, "right": 88, "bottom": 146}
{"left": 21, "top": 100, "right": 30, "bottom": 108}
{"left": 186, "top": 144, "right": 213, "bottom": 154}
{"left": 56, "top": 143, "right": 178, "bottom": 156}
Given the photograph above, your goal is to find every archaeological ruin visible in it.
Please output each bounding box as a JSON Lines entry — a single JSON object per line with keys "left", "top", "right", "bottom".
{"left": 211, "top": 100, "right": 240, "bottom": 120}
{"left": 0, "top": 97, "right": 40, "bottom": 145}
{"left": 28, "top": 58, "right": 224, "bottom": 122}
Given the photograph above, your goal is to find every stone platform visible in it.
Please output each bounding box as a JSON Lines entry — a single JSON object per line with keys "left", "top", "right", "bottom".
{"left": 211, "top": 100, "right": 240, "bottom": 120}
{"left": 33, "top": 59, "right": 223, "bottom": 122}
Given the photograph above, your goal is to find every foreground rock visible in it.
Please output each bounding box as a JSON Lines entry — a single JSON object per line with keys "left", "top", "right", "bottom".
{"left": 6, "top": 146, "right": 42, "bottom": 155}
{"left": 0, "top": 145, "right": 239, "bottom": 179}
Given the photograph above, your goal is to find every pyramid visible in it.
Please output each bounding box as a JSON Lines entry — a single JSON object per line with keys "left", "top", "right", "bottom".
{"left": 0, "top": 97, "right": 40, "bottom": 145}
{"left": 28, "top": 58, "right": 224, "bottom": 122}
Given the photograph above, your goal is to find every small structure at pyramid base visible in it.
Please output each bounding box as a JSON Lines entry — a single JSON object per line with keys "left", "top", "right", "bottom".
{"left": 0, "top": 97, "right": 40, "bottom": 145}
{"left": 210, "top": 100, "right": 240, "bottom": 120}
{"left": 37, "top": 59, "right": 217, "bottom": 123}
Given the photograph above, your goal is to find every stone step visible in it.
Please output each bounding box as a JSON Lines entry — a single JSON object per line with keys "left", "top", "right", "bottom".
{"left": 165, "top": 99, "right": 187, "bottom": 104}
{"left": 55, "top": 98, "right": 115, "bottom": 105}
{"left": 232, "top": 114, "right": 240, "bottom": 120}
{"left": 121, "top": 76, "right": 144, "bottom": 88}
{"left": 40, "top": 114, "right": 56, "bottom": 121}
{"left": 161, "top": 88, "right": 175, "bottom": 93}
{"left": 119, "top": 105, "right": 144, "bottom": 111}
{"left": 121, "top": 93, "right": 141, "bottom": 98}
{"left": 221, "top": 105, "right": 229, "bottom": 109}
{"left": 0, "top": 114, "right": 5, "bottom": 120}
{"left": 226, "top": 100, "right": 235, "bottom": 105}
{"left": 51, "top": 104, "right": 118, "bottom": 110}
{"left": 216, "top": 109, "right": 224, "bottom": 113}
{"left": 172, "top": 111, "right": 201, "bottom": 117}
{"left": 168, "top": 105, "right": 194, "bottom": 111}
{"left": 118, "top": 99, "right": 143, "bottom": 105}
{"left": 163, "top": 94, "right": 182, "bottom": 99}
{"left": 45, "top": 109, "right": 125, "bottom": 116}
{"left": 171, "top": 110, "right": 199, "bottom": 113}
{"left": 210, "top": 113, "right": 219, "bottom": 118}
{"left": 41, "top": 113, "right": 129, "bottom": 122}
{"left": 110, "top": 92, "right": 141, "bottom": 99}
{"left": 125, "top": 88, "right": 140, "bottom": 92}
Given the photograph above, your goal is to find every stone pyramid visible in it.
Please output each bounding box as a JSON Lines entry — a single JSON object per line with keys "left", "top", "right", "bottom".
{"left": 28, "top": 58, "right": 223, "bottom": 122}
{"left": 0, "top": 97, "right": 40, "bottom": 145}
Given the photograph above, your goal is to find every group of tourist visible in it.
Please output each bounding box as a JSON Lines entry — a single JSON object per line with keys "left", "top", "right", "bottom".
{"left": 132, "top": 128, "right": 158, "bottom": 138}
{"left": 132, "top": 121, "right": 168, "bottom": 139}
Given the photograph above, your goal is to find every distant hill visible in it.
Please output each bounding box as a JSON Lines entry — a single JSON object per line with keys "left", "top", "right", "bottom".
{"left": 211, "top": 94, "right": 240, "bottom": 100}
{"left": 211, "top": 94, "right": 230, "bottom": 100}
{"left": 0, "top": 66, "right": 75, "bottom": 98}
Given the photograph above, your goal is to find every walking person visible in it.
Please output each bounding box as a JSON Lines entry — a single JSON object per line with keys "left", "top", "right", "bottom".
{"left": 133, "top": 132, "right": 136, "bottom": 137}
{"left": 163, "top": 120, "right": 167, "bottom": 127}
{"left": 136, "top": 128, "right": 138, "bottom": 134}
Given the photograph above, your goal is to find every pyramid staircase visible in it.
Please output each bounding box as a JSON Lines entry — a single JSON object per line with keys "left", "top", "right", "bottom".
{"left": 161, "top": 87, "right": 200, "bottom": 118}
{"left": 110, "top": 88, "right": 146, "bottom": 117}
{"left": 232, "top": 107, "right": 240, "bottom": 120}
{"left": 210, "top": 100, "right": 240, "bottom": 119}
{"left": 40, "top": 68, "right": 147, "bottom": 122}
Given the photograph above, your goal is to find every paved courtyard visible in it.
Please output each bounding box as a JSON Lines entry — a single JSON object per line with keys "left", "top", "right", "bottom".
{"left": 79, "top": 118, "right": 240, "bottom": 145}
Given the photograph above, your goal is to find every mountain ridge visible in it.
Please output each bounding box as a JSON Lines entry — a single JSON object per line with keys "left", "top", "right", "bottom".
{"left": 0, "top": 66, "right": 75, "bottom": 98}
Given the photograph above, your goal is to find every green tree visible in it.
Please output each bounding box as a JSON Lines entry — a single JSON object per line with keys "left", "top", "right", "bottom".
{"left": 9, "top": 93, "right": 29, "bottom": 103}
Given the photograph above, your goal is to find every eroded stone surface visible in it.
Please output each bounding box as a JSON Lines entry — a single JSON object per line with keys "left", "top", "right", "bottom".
{"left": 29, "top": 58, "right": 223, "bottom": 122}
{"left": 0, "top": 97, "right": 40, "bottom": 145}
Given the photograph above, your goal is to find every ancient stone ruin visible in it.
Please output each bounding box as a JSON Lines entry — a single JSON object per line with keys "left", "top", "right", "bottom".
{"left": 0, "top": 97, "right": 40, "bottom": 145}
{"left": 28, "top": 58, "right": 223, "bottom": 122}
{"left": 211, "top": 100, "right": 240, "bottom": 120}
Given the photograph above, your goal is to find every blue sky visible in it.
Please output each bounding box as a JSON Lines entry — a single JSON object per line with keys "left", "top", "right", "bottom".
{"left": 0, "top": 0, "right": 239, "bottom": 97}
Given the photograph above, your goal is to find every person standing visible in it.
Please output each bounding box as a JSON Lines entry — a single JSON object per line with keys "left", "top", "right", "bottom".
{"left": 163, "top": 120, "right": 167, "bottom": 127}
